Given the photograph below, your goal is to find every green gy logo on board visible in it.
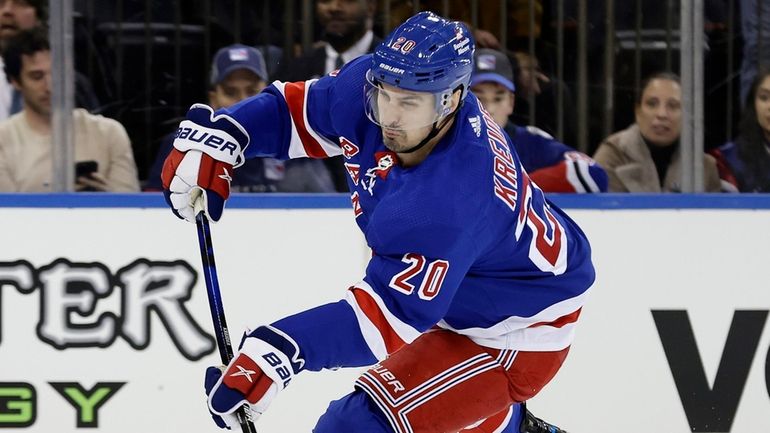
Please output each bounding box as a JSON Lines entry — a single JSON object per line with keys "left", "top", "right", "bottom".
{"left": 0, "top": 383, "right": 35, "bottom": 427}
{"left": 50, "top": 382, "right": 124, "bottom": 428}
{"left": 0, "top": 382, "right": 124, "bottom": 428}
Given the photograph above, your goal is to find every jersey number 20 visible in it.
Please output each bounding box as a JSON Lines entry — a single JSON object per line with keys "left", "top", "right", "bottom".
{"left": 389, "top": 253, "right": 449, "bottom": 300}
{"left": 517, "top": 177, "right": 568, "bottom": 275}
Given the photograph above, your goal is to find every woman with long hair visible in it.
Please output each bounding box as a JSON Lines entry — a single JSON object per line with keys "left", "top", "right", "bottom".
{"left": 716, "top": 68, "right": 770, "bottom": 192}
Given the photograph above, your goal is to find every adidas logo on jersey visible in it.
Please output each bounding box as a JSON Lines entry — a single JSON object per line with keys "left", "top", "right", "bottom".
{"left": 469, "top": 116, "right": 481, "bottom": 137}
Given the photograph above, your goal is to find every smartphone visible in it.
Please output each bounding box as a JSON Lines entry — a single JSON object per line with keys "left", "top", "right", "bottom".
{"left": 75, "top": 160, "right": 98, "bottom": 178}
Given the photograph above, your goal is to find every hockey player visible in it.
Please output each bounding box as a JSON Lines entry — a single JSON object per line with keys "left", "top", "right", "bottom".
{"left": 162, "top": 12, "right": 592, "bottom": 433}
{"left": 470, "top": 48, "right": 608, "bottom": 193}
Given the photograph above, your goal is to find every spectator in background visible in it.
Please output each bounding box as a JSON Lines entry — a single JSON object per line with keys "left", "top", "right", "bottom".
{"left": 0, "top": 28, "right": 139, "bottom": 191}
{"left": 740, "top": 0, "right": 770, "bottom": 105}
{"left": 510, "top": 50, "right": 577, "bottom": 147}
{"left": 0, "top": 0, "right": 41, "bottom": 120}
{"left": 713, "top": 68, "right": 770, "bottom": 192}
{"left": 593, "top": 72, "right": 721, "bottom": 192}
{"left": 471, "top": 48, "right": 607, "bottom": 193}
{"left": 276, "top": 0, "right": 380, "bottom": 192}
{"left": 0, "top": 0, "right": 98, "bottom": 121}
{"left": 382, "top": 0, "right": 503, "bottom": 48}
{"left": 513, "top": 51, "right": 549, "bottom": 101}
{"left": 278, "top": 0, "right": 379, "bottom": 82}
{"left": 146, "top": 44, "right": 283, "bottom": 192}
{"left": 385, "top": 2, "right": 577, "bottom": 144}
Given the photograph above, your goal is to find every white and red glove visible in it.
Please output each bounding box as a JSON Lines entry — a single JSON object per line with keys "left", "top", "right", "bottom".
{"left": 204, "top": 326, "right": 304, "bottom": 429}
{"left": 162, "top": 104, "right": 249, "bottom": 222}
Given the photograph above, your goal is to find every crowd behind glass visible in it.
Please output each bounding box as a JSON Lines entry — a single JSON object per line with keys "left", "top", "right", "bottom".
{"left": 0, "top": 0, "right": 768, "bottom": 193}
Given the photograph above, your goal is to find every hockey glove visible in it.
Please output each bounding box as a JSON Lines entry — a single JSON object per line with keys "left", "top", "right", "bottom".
{"left": 161, "top": 103, "right": 249, "bottom": 222}
{"left": 204, "top": 326, "right": 304, "bottom": 429}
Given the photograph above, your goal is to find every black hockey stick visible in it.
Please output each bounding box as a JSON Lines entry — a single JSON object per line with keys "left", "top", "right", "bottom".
{"left": 195, "top": 210, "right": 258, "bottom": 433}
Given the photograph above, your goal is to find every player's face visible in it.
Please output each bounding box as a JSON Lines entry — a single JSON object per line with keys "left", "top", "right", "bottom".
{"left": 754, "top": 75, "right": 770, "bottom": 141}
{"left": 635, "top": 78, "right": 682, "bottom": 147}
{"left": 472, "top": 82, "right": 514, "bottom": 127}
{"left": 0, "top": 0, "right": 38, "bottom": 43}
{"left": 209, "top": 69, "right": 266, "bottom": 109}
{"left": 12, "top": 49, "right": 51, "bottom": 117}
{"left": 374, "top": 83, "right": 438, "bottom": 152}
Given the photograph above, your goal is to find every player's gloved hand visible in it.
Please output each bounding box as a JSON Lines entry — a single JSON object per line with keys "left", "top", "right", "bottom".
{"left": 161, "top": 103, "right": 249, "bottom": 222}
{"left": 204, "top": 326, "right": 304, "bottom": 429}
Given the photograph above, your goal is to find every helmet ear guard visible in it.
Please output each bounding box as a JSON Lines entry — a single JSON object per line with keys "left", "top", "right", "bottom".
{"left": 436, "top": 84, "right": 466, "bottom": 118}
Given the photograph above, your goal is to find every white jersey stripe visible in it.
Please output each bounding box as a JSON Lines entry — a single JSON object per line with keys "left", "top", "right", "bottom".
{"left": 356, "top": 375, "right": 408, "bottom": 433}
{"left": 355, "top": 380, "right": 406, "bottom": 433}
{"left": 345, "top": 281, "right": 422, "bottom": 360}
{"left": 355, "top": 354, "right": 500, "bottom": 433}
{"left": 359, "top": 353, "right": 491, "bottom": 406}
{"left": 575, "top": 159, "right": 602, "bottom": 192}
{"left": 436, "top": 287, "right": 590, "bottom": 350}
{"left": 495, "top": 348, "right": 516, "bottom": 370}
{"left": 299, "top": 79, "right": 342, "bottom": 157}
{"left": 565, "top": 159, "right": 587, "bottom": 193}
{"left": 271, "top": 81, "right": 308, "bottom": 159}
{"left": 400, "top": 359, "right": 499, "bottom": 412}
{"left": 271, "top": 80, "right": 340, "bottom": 159}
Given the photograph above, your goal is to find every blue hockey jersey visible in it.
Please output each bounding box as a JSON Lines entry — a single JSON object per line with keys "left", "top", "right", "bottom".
{"left": 220, "top": 55, "right": 595, "bottom": 372}
{"left": 505, "top": 123, "right": 608, "bottom": 193}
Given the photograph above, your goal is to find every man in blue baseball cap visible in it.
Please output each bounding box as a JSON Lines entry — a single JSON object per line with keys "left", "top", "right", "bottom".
{"left": 163, "top": 12, "right": 586, "bottom": 433}
{"left": 146, "top": 44, "right": 282, "bottom": 191}
{"left": 208, "top": 44, "right": 269, "bottom": 107}
{"left": 471, "top": 48, "right": 608, "bottom": 193}
{"left": 470, "top": 48, "right": 517, "bottom": 125}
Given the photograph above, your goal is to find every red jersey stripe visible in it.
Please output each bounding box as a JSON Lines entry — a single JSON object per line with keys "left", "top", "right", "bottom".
{"left": 350, "top": 287, "right": 407, "bottom": 354}
{"left": 528, "top": 308, "right": 582, "bottom": 329}
{"left": 283, "top": 82, "right": 328, "bottom": 158}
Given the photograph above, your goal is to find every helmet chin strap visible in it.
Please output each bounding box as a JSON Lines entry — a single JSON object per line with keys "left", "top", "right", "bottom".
{"left": 398, "top": 105, "right": 460, "bottom": 154}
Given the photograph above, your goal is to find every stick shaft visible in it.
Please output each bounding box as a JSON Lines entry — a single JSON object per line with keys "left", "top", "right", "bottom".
{"left": 196, "top": 213, "right": 257, "bottom": 433}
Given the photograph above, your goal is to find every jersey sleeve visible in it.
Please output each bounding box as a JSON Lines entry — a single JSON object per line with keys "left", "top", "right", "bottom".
{"left": 217, "top": 57, "right": 372, "bottom": 160}
{"left": 267, "top": 197, "right": 483, "bottom": 371}
{"left": 515, "top": 126, "right": 608, "bottom": 193}
{"left": 528, "top": 151, "right": 608, "bottom": 193}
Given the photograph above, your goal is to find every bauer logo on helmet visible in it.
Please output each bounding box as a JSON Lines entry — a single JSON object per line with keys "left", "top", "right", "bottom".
{"left": 378, "top": 63, "right": 405, "bottom": 75}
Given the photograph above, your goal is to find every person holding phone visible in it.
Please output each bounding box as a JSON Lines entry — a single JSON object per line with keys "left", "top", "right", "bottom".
{"left": 0, "top": 27, "right": 139, "bottom": 192}
{"left": 74, "top": 160, "right": 102, "bottom": 191}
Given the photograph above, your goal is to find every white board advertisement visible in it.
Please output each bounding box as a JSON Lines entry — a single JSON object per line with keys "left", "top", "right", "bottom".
{"left": 0, "top": 197, "right": 768, "bottom": 433}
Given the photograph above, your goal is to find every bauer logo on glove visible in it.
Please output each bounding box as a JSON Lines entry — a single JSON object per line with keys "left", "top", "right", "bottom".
{"left": 204, "top": 326, "right": 304, "bottom": 429}
{"left": 161, "top": 104, "right": 250, "bottom": 222}
{"left": 175, "top": 125, "right": 242, "bottom": 164}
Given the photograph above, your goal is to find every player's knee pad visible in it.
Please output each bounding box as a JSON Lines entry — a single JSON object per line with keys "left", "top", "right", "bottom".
{"left": 313, "top": 390, "right": 392, "bottom": 433}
